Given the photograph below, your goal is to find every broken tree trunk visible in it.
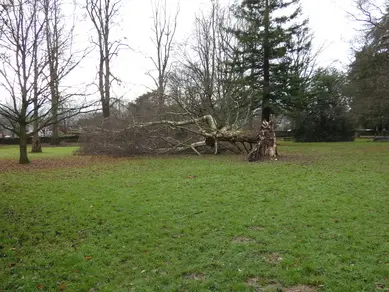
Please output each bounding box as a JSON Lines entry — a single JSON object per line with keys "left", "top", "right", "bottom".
{"left": 247, "top": 120, "right": 278, "bottom": 162}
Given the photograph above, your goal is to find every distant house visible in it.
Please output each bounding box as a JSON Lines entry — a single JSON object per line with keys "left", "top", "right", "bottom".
{"left": 0, "top": 129, "right": 14, "bottom": 138}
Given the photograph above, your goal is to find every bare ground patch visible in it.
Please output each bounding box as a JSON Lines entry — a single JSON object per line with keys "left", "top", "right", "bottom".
{"left": 264, "top": 253, "right": 283, "bottom": 264}
{"left": 0, "top": 155, "right": 121, "bottom": 173}
{"left": 284, "top": 285, "right": 317, "bottom": 292}
{"left": 232, "top": 236, "right": 256, "bottom": 243}
{"left": 246, "top": 277, "right": 261, "bottom": 287}
{"left": 245, "top": 279, "right": 317, "bottom": 292}
{"left": 245, "top": 278, "right": 285, "bottom": 291}
{"left": 248, "top": 225, "right": 265, "bottom": 230}
{"left": 183, "top": 273, "right": 206, "bottom": 281}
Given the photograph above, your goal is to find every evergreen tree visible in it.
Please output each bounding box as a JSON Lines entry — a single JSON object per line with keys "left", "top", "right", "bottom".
{"left": 294, "top": 68, "right": 354, "bottom": 142}
{"left": 230, "top": 0, "right": 311, "bottom": 122}
{"left": 348, "top": 7, "right": 389, "bottom": 131}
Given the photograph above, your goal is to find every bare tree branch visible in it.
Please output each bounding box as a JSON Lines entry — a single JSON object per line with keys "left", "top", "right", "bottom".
{"left": 149, "top": 0, "right": 179, "bottom": 108}
{"left": 86, "top": 0, "right": 126, "bottom": 118}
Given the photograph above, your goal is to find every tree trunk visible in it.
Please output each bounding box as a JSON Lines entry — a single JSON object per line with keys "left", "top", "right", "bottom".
{"left": 103, "top": 16, "right": 111, "bottom": 118}
{"left": 262, "top": 0, "right": 271, "bottom": 123}
{"left": 19, "top": 123, "right": 30, "bottom": 164}
{"left": 51, "top": 120, "right": 60, "bottom": 145}
{"left": 102, "top": 100, "right": 110, "bottom": 119}
{"left": 50, "top": 83, "right": 60, "bottom": 145}
{"left": 31, "top": 66, "right": 42, "bottom": 152}
{"left": 31, "top": 133, "right": 42, "bottom": 153}
{"left": 247, "top": 120, "right": 278, "bottom": 162}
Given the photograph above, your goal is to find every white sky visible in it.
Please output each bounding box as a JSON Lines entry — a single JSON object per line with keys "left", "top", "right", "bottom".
{"left": 111, "top": 0, "right": 362, "bottom": 101}
{"left": 0, "top": 0, "right": 365, "bottom": 104}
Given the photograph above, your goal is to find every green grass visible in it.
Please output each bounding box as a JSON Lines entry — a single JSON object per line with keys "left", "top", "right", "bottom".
{"left": 1, "top": 142, "right": 389, "bottom": 291}
{"left": 0, "top": 145, "right": 78, "bottom": 159}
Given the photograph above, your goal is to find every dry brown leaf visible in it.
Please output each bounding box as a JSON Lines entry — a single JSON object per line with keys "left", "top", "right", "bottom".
{"left": 0, "top": 155, "right": 121, "bottom": 173}
{"left": 7, "top": 262, "right": 16, "bottom": 268}
{"left": 36, "top": 283, "right": 45, "bottom": 289}
{"left": 59, "top": 282, "right": 67, "bottom": 291}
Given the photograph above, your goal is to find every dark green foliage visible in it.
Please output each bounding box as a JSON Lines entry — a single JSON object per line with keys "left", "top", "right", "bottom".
{"left": 348, "top": 47, "right": 389, "bottom": 130}
{"left": 229, "top": 0, "right": 311, "bottom": 119}
{"left": 294, "top": 113, "right": 354, "bottom": 142}
{"left": 294, "top": 68, "right": 354, "bottom": 142}
{"left": 348, "top": 7, "right": 389, "bottom": 130}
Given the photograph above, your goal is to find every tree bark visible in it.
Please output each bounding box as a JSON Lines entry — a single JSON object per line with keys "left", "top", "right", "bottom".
{"left": 31, "top": 108, "right": 42, "bottom": 152}
{"left": 31, "top": 134, "right": 42, "bottom": 153}
{"left": 50, "top": 80, "right": 60, "bottom": 145}
{"left": 19, "top": 123, "right": 30, "bottom": 164}
{"left": 103, "top": 14, "right": 111, "bottom": 118}
{"left": 45, "top": 0, "right": 61, "bottom": 146}
{"left": 262, "top": 0, "right": 271, "bottom": 123}
{"left": 247, "top": 120, "right": 278, "bottom": 162}
{"left": 51, "top": 118, "right": 60, "bottom": 145}
{"left": 31, "top": 22, "right": 42, "bottom": 153}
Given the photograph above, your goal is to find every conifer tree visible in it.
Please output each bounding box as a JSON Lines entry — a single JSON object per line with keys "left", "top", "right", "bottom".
{"left": 231, "top": 0, "right": 311, "bottom": 122}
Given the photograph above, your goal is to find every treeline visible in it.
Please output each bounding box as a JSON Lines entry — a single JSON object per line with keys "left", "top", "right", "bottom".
{"left": 1, "top": 0, "right": 388, "bottom": 163}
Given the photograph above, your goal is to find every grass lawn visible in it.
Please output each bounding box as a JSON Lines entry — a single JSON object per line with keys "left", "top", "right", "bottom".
{"left": 1, "top": 142, "right": 389, "bottom": 291}
{"left": 0, "top": 145, "right": 78, "bottom": 159}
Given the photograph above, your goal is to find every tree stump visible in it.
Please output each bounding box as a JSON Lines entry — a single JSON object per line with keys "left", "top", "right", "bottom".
{"left": 247, "top": 120, "right": 278, "bottom": 162}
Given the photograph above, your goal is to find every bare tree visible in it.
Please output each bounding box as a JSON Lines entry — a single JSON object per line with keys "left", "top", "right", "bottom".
{"left": 350, "top": 0, "right": 388, "bottom": 28}
{"left": 0, "top": 0, "right": 47, "bottom": 163}
{"left": 0, "top": 0, "right": 94, "bottom": 164}
{"left": 148, "top": 0, "right": 179, "bottom": 109}
{"left": 31, "top": 0, "right": 44, "bottom": 153}
{"left": 170, "top": 1, "right": 247, "bottom": 127}
{"left": 86, "top": 0, "right": 124, "bottom": 119}
{"left": 42, "top": 0, "right": 90, "bottom": 145}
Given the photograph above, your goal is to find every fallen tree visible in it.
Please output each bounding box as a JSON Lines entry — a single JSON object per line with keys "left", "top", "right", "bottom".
{"left": 79, "top": 114, "right": 278, "bottom": 162}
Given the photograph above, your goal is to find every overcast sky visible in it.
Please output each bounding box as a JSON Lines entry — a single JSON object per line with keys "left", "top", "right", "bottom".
{"left": 108, "top": 0, "right": 362, "bottom": 101}
{"left": 0, "top": 0, "right": 365, "bottom": 104}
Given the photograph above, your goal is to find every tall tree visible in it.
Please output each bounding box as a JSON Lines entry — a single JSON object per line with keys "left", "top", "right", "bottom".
{"left": 0, "top": 0, "right": 47, "bottom": 163}
{"left": 86, "top": 0, "right": 123, "bottom": 119}
{"left": 148, "top": 0, "right": 179, "bottom": 109}
{"left": 0, "top": 0, "right": 93, "bottom": 164}
{"left": 230, "top": 0, "right": 311, "bottom": 122}
{"left": 294, "top": 68, "right": 354, "bottom": 142}
{"left": 170, "top": 1, "right": 246, "bottom": 127}
{"left": 348, "top": 1, "right": 389, "bottom": 130}
{"left": 43, "top": 0, "right": 90, "bottom": 145}
{"left": 171, "top": 1, "right": 223, "bottom": 121}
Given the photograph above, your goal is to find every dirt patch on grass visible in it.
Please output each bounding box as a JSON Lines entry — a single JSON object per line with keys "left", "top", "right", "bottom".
{"left": 183, "top": 273, "right": 206, "bottom": 281}
{"left": 245, "top": 278, "right": 285, "bottom": 291}
{"left": 284, "top": 285, "right": 317, "bottom": 292}
{"left": 248, "top": 225, "right": 265, "bottom": 230}
{"left": 246, "top": 277, "right": 260, "bottom": 287}
{"left": 232, "top": 236, "right": 255, "bottom": 243}
{"left": 265, "top": 253, "right": 283, "bottom": 264}
{"left": 246, "top": 277, "right": 264, "bottom": 291}
{"left": 0, "top": 156, "right": 121, "bottom": 173}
